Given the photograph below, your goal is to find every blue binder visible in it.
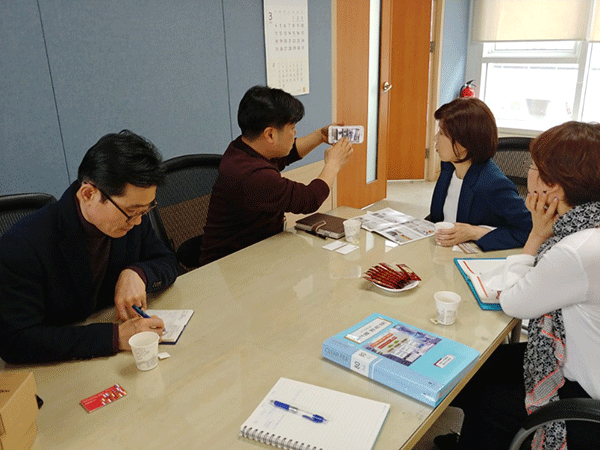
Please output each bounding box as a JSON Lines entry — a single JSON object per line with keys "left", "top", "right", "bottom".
{"left": 322, "top": 313, "right": 480, "bottom": 406}
{"left": 454, "top": 258, "right": 506, "bottom": 311}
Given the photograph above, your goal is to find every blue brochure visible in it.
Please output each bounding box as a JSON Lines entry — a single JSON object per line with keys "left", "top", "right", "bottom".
{"left": 322, "top": 313, "right": 480, "bottom": 406}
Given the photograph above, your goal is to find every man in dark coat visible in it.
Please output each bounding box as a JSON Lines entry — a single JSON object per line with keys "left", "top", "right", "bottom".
{"left": 0, "top": 130, "right": 179, "bottom": 363}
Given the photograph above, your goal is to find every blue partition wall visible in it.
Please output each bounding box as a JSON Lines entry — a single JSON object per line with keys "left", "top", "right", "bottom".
{"left": 0, "top": 0, "right": 332, "bottom": 198}
{"left": 0, "top": 1, "right": 69, "bottom": 197}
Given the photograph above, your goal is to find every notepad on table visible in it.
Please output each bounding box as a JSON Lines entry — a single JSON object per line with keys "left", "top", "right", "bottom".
{"left": 239, "top": 377, "right": 390, "bottom": 450}
{"left": 145, "top": 310, "right": 193, "bottom": 344}
{"left": 454, "top": 258, "right": 506, "bottom": 310}
{"left": 294, "top": 213, "right": 346, "bottom": 239}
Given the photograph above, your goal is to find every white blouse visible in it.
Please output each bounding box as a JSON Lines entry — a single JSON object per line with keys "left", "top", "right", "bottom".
{"left": 497, "top": 228, "right": 600, "bottom": 399}
{"left": 442, "top": 171, "right": 462, "bottom": 222}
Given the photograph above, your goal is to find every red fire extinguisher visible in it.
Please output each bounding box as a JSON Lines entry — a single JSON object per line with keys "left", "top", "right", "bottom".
{"left": 460, "top": 80, "right": 476, "bottom": 98}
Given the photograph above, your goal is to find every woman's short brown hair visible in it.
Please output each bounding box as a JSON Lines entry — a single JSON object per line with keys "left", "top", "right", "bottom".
{"left": 531, "top": 121, "right": 600, "bottom": 206}
{"left": 434, "top": 98, "right": 498, "bottom": 164}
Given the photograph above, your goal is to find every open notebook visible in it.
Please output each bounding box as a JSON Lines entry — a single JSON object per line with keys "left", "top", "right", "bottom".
{"left": 239, "top": 377, "right": 389, "bottom": 450}
{"left": 454, "top": 258, "right": 506, "bottom": 310}
{"left": 145, "top": 310, "right": 193, "bottom": 344}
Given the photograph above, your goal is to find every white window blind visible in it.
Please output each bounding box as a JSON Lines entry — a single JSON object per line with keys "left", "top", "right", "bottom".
{"left": 472, "top": 0, "right": 595, "bottom": 42}
{"left": 592, "top": 1, "right": 600, "bottom": 41}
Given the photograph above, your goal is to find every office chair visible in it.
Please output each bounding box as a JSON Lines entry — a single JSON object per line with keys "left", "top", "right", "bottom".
{"left": 508, "top": 398, "right": 600, "bottom": 450}
{"left": 149, "top": 154, "right": 222, "bottom": 271}
{"left": 493, "top": 137, "right": 532, "bottom": 200}
{"left": 0, "top": 193, "right": 56, "bottom": 237}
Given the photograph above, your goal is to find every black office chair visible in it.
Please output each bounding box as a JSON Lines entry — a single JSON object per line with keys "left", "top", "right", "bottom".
{"left": 0, "top": 193, "right": 56, "bottom": 237}
{"left": 149, "top": 154, "right": 222, "bottom": 271}
{"left": 493, "top": 137, "right": 532, "bottom": 200}
{"left": 508, "top": 398, "right": 600, "bottom": 450}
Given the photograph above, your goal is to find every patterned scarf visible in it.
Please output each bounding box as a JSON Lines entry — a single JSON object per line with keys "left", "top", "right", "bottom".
{"left": 523, "top": 201, "right": 600, "bottom": 450}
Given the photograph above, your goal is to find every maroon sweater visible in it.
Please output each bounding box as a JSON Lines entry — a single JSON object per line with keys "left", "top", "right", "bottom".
{"left": 199, "top": 136, "right": 329, "bottom": 266}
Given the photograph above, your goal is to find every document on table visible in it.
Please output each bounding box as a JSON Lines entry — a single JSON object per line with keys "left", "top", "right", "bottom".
{"left": 322, "top": 240, "right": 359, "bottom": 254}
{"left": 145, "top": 310, "right": 194, "bottom": 344}
{"left": 357, "top": 208, "right": 435, "bottom": 245}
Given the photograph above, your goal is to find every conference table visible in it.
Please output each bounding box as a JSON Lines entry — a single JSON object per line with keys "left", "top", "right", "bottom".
{"left": 5, "top": 202, "right": 519, "bottom": 450}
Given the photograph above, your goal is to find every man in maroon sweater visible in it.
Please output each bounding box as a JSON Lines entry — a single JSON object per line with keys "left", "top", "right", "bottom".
{"left": 199, "top": 85, "right": 353, "bottom": 266}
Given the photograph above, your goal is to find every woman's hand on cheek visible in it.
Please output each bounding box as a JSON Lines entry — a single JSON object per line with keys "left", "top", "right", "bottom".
{"left": 526, "top": 191, "right": 558, "bottom": 242}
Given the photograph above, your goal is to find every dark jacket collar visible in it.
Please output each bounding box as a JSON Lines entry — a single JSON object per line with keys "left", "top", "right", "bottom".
{"left": 453, "top": 161, "right": 486, "bottom": 223}
{"left": 432, "top": 161, "right": 489, "bottom": 223}
{"left": 56, "top": 182, "right": 96, "bottom": 305}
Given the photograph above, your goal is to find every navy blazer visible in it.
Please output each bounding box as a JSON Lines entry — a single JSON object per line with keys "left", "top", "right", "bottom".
{"left": 0, "top": 183, "right": 179, "bottom": 363}
{"left": 429, "top": 160, "right": 532, "bottom": 251}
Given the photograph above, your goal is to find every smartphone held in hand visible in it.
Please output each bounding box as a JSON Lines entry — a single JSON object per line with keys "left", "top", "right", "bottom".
{"left": 327, "top": 125, "right": 364, "bottom": 144}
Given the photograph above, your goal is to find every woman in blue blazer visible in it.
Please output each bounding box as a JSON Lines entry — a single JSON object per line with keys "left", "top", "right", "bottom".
{"left": 429, "top": 98, "right": 531, "bottom": 251}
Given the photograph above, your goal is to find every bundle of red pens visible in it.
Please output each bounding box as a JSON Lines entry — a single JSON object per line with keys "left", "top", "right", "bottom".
{"left": 363, "top": 263, "right": 421, "bottom": 289}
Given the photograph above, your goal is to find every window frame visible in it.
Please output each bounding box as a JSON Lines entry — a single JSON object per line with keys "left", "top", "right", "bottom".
{"left": 473, "top": 40, "right": 594, "bottom": 136}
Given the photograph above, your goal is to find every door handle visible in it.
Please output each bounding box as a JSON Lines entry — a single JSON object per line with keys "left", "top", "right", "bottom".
{"left": 382, "top": 81, "right": 392, "bottom": 93}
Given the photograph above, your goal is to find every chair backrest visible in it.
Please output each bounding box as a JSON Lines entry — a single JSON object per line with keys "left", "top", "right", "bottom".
{"left": 509, "top": 398, "right": 600, "bottom": 450}
{"left": 149, "top": 154, "right": 222, "bottom": 256}
{"left": 493, "top": 137, "right": 532, "bottom": 200}
{"left": 0, "top": 193, "right": 57, "bottom": 237}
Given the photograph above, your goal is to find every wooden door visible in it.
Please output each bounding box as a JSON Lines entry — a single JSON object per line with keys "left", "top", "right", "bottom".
{"left": 334, "top": 0, "right": 392, "bottom": 208}
{"left": 387, "top": 0, "right": 433, "bottom": 179}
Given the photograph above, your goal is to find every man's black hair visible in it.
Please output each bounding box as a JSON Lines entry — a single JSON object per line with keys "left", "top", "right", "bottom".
{"left": 77, "top": 130, "right": 165, "bottom": 197}
{"left": 237, "top": 85, "right": 305, "bottom": 139}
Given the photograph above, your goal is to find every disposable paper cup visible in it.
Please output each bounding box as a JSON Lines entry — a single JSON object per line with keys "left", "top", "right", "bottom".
{"left": 434, "top": 291, "right": 461, "bottom": 325}
{"left": 343, "top": 219, "right": 361, "bottom": 245}
{"left": 129, "top": 331, "right": 160, "bottom": 371}
{"left": 434, "top": 222, "right": 455, "bottom": 245}
{"left": 435, "top": 221, "right": 455, "bottom": 231}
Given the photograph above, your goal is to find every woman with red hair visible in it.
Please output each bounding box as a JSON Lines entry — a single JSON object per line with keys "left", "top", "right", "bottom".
{"left": 435, "top": 121, "right": 600, "bottom": 450}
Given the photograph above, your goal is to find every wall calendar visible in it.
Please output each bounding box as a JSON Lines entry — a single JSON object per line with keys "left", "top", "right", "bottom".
{"left": 263, "top": 0, "right": 309, "bottom": 96}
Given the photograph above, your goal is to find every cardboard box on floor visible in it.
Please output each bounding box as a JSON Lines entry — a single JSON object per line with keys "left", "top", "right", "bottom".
{"left": 0, "top": 372, "right": 38, "bottom": 450}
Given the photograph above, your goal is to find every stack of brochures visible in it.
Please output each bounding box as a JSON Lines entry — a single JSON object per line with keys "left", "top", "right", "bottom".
{"left": 357, "top": 208, "right": 435, "bottom": 245}
{"left": 322, "top": 313, "right": 480, "bottom": 406}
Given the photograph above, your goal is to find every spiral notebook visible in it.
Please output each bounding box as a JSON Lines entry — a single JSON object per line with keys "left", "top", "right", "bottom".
{"left": 239, "top": 377, "right": 389, "bottom": 450}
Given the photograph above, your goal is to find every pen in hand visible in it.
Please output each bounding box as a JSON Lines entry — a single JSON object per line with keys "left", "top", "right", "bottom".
{"left": 269, "top": 400, "right": 327, "bottom": 423}
{"left": 132, "top": 305, "right": 167, "bottom": 334}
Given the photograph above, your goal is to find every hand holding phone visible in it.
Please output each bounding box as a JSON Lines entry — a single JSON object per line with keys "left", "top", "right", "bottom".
{"left": 327, "top": 125, "right": 364, "bottom": 144}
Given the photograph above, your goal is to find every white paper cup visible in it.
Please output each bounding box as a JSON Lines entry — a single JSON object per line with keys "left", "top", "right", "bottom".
{"left": 129, "top": 331, "right": 160, "bottom": 371}
{"left": 435, "top": 222, "right": 455, "bottom": 245}
{"left": 434, "top": 291, "right": 461, "bottom": 325}
{"left": 435, "top": 221, "right": 455, "bottom": 231}
{"left": 343, "top": 219, "right": 361, "bottom": 245}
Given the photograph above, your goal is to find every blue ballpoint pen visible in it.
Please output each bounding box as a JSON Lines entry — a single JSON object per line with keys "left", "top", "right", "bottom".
{"left": 270, "top": 400, "right": 328, "bottom": 423}
{"left": 132, "top": 305, "right": 167, "bottom": 333}
{"left": 132, "top": 305, "right": 151, "bottom": 318}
